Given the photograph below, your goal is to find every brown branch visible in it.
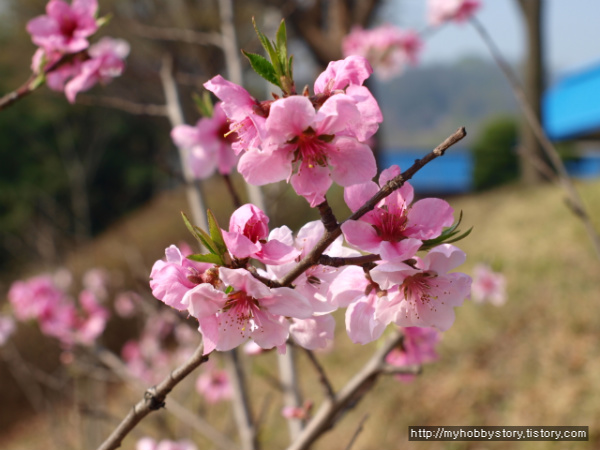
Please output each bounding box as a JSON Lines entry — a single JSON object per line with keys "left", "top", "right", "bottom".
{"left": 470, "top": 17, "right": 600, "bottom": 260}
{"left": 76, "top": 95, "right": 168, "bottom": 116}
{"left": 129, "top": 21, "right": 223, "bottom": 47}
{"left": 316, "top": 199, "right": 338, "bottom": 232}
{"left": 343, "top": 414, "right": 370, "bottom": 450}
{"left": 286, "top": 331, "right": 404, "bottom": 450}
{"left": 278, "top": 127, "right": 466, "bottom": 288}
{"left": 96, "top": 343, "right": 209, "bottom": 450}
{"left": 317, "top": 253, "right": 380, "bottom": 268}
{"left": 302, "top": 348, "right": 335, "bottom": 400}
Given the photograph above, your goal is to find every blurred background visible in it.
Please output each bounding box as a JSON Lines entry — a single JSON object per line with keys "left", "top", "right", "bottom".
{"left": 1, "top": 0, "right": 599, "bottom": 449}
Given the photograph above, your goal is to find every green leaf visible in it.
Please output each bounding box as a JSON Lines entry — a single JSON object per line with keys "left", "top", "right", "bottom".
{"left": 181, "top": 212, "right": 219, "bottom": 254}
{"left": 252, "top": 17, "right": 278, "bottom": 66}
{"left": 275, "top": 19, "right": 287, "bottom": 68}
{"left": 225, "top": 285, "right": 234, "bottom": 294}
{"left": 187, "top": 253, "right": 224, "bottom": 265}
{"left": 193, "top": 91, "right": 214, "bottom": 118}
{"left": 242, "top": 51, "right": 280, "bottom": 87}
{"left": 207, "top": 209, "right": 228, "bottom": 256}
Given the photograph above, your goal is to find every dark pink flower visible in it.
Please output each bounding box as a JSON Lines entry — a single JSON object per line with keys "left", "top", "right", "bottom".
{"left": 26, "top": 0, "right": 99, "bottom": 54}
{"left": 341, "top": 165, "right": 454, "bottom": 261}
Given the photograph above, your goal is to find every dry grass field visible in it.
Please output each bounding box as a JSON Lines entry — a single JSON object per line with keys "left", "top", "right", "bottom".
{"left": 1, "top": 175, "right": 599, "bottom": 450}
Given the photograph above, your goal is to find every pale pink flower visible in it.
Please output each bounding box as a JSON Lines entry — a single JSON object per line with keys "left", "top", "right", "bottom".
{"left": 328, "top": 265, "right": 387, "bottom": 344}
{"left": 73, "top": 289, "right": 109, "bottom": 345}
{"left": 183, "top": 268, "right": 313, "bottom": 354}
{"left": 239, "top": 95, "right": 376, "bottom": 207}
{"left": 341, "top": 165, "right": 454, "bottom": 261}
{"left": 281, "top": 401, "right": 312, "bottom": 420}
{"left": 222, "top": 204, "right": 299, "bottom": 265}
{"left": 26, "top": 0, "right": 99, "bottom": 54}
{"left": 267, "top": 220, "right": 359, "bottom": 315}
{"left": 64, "top": 37, "right": 130, "bottom": 103}
{"left": 150, "top": 244, "right": 214, "bottom": 311}
{"left": 83, "top": 267, "right": 109, "bottom": 299}
{"left": 342, "top": 25, "right": 422, "bottom": 80}
{"left": 289, "top": 315, "right": 335, "bottom": 350}
{"left": 203, "top": 75, "right": 267, "bottom": 155}
{"left": 313, "top": 55, "right": 383, "bottom": 142}
{"left": 0, "top": 315, "right": 16, "bottom": 346}
{"left": 113, "top": 291, "right": 141, "bottom": 318}
{"left": 136, "top": 437, "right": 198, "bottom": 450}
{"left": 471, "top": 264, "right": 506, "bottom": 306}
{"left": 171, "top": 102, "right": 238, "bottom": 179}
{"left": 428, "top": 0, "right": 481, "bottom": 26}
{"left": 243, "top": 340, "right": 265, "bottom": 356}
{"left": 386, "top": 326, "right": 440, "bottom": 382}
{"left": 371, "top": 244, "right": 472, "bottom": 331}
{"left": 195, "top": 367, "right": 232, "bottom": 403}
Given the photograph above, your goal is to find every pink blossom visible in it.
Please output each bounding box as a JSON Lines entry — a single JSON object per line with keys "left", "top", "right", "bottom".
{"left": 26, "top": 0, "right": 99, "bottom": 54}
{"left": 64, "top": 37, "right": 130, "bottom": 103}
{"left": 8, "top": 275, "right": 65, "bottom": 321}
{"left": 328, "top": 265, "right": 387, "bottom": 344}
{"left": 182, "top": 268, "right": 313, "bottom": 354}
{"left": 0, "top": 315, "right": 16, "bottom": 346}
{"left": 371, "top": 244, "right": 472, "bottom": 331}
{"left": 471, "top": 264, "right": 506, "bottom": 306}
{"left": 243, "top": 340, "right": 265, "bottom": 355}
{"left": 72, "top": 289, "right": 109, "bottom": 345}
{"left": 171, "top": 102, "right": 238, "bottom": 179}
{"left": 239, "top": 95, "right": 376, "bottom": 207}
{"left": 428, "top": 0, "right": 481, "bottom": 26}
{"left": 386, "top": 326, "right": 440, "bottom": 382}
{"left": 222, "top": 204, "right": 299, "bottom": 264}
{"left": 289, "top": 315, "right": 335, "bottom": 350}
{"left": 342, "top": 25, "right": 422, "bottom": 80}
{"left": 341, "top": 165, "right": 454, "bottom": 261}
{"left": 281, "top": 401, "right": 312, "bottom": 420}
{"left": 195, "top": 367, "right": 232, "bottom": 403}
{"left": 113, "top": 291, "right": 141, "bottom": 318}
{"left": 150, "top": 244, "right": 214, "bottom": 311}
{"left": 82, "top": 267, "right": 109, "bottom": 299}
{"left": 203, "top": 75, "right": 267, "bottom": 155}
{"left": 313, "top": 55, "right": 383, "bottom": 142}
{"left": 267, "top": 220, "right": 358, "bottom": 315}
{"left": 136, "top": 438, "right": 198, "bottom": 450}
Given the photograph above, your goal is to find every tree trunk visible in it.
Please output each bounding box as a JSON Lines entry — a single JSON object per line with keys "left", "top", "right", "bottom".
{"left": 516, "top": 0, "right": 547, "bottom": 184}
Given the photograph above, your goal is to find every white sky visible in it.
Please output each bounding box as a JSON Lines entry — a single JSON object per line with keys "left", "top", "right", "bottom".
{"left": 380, "top": 0, "right": 600, "bottom": 76}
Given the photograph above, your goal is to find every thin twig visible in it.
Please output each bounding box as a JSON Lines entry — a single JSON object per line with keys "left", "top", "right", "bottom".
{"left": 318, "top": 254, "right": 381, "bottom": 268}
{"left": 95, "top": 348, "right": 238, "bottom": 450}
{"left": 278, "top": 344, "right": 304, "bottom": 441}
{"left": 302, "top": 348, "right": 335, "bottom": 400}
{"left": 129, "top": 21, "right": 223, "bottom": 47}
{"left": 344, "top": 414, "right": 370, "bottom": 450}
{"left": 286, "top": 331, "right": 404, "bottom": 450}
{"left": 96, "top": 343, "right": 209, "bottom": 450}
{"left": 76, "top": 95, "right": 168, "bottom": 116}
{"left": 470, "top": 16, "right": 600, "bottom": 260}
{"left": 223, "top": 173, "right": 243, "bottom": 208}
{"left": 278, "top": 127, "right": 467, "bottom": 288}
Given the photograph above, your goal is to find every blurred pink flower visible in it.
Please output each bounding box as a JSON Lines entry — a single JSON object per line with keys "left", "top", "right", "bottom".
{"left": 471, "top": 264, "right": 506, "bottom": 306}
{"left": 386, "top": 326, "right": 440, "bottom": 382}
{"left": 64, "top": 37, "right": 130, "bottom": 103}
{"left": 171, "top": 102, "right": 238, "bottom": 179}
{"left": 26, "top": 0, "right": 99, "bottom": 54}
{"left": 428, "top": 0, "right": 481, "bottom": 25}
{"left": 342, "top": 25, "right": 422, "bottom": 80}
{"left": 136, "top": 437, "right": 198, "bottom": 450}
{"left": 195, "top": 367, "right": 232, "bottom": 403}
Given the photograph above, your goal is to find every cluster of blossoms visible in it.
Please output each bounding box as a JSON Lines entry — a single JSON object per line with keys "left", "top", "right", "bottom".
{"left": 27, "top": 0, "right": 129, "bottom": 103}
{"left": 7, "top": 268, "right": 110, "bottom": 350}
{"left": 342, "top": 25, "right": 422, "bottom": 80}
{"left": 204, "top": 55, "right": 381, "bottom": 207}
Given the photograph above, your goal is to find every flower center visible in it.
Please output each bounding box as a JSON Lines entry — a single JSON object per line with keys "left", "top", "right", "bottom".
{"left": 59, "top": 14, "right": 78, "bottom": 38}
{"left": 292, "top": 128, "right": 331, "bottom": 168}
{"left": 372, "top": 205, "right": 409, "bottom": 242}
{"left": 401, "top": 271, "right": 437, "bottom": 306}
{"left": 222, "top": 291, "right": 261, "bottom": 331}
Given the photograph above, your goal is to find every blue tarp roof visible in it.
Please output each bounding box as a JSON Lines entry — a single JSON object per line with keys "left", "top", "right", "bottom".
{"left": 544, "top": 62, "right": 600, "bottom": 140}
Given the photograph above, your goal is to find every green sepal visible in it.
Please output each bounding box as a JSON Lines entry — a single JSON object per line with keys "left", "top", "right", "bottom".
{"left": 181, "top": 212, "right": 219, "bottom": 254}
{"left": 420, "top": 211, "right": 472, "bottom": 251}
{"left": 193, "top": 91, "right": 214, "bottom": 118}
{"left": 225, "top": 285, "right": 234, "bottom": 294}
{"left": 187, "top": 253, "right": 224, "bottom": 265}
{"left": 242, "top": 51, "right": 279, "bottom": 87}
{"left": 207, "top": 209, "right": 228, "bottom": 256}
